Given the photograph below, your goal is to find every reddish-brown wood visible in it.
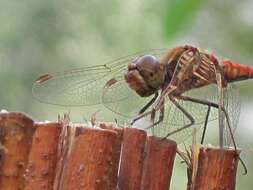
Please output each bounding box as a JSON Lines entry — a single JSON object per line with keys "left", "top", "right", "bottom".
{"left": 118, "top": 128, "right": 147, "bottom": 190}
{"left": 53, "top": 116, "right": 72, "bottom": 190}
{"left": 61, "top": 127, "right": 118, "bottom": 190}
{"left": 24, "top": 122, "right": 62, "bottom": 190}
{"left": 0, "top": 112, "right": 35, "bottom": 190}
{"left": 187, "top": 147, "right": 240, "bottom": 190}
{"left": 98, "top": 123, "right": 123, "bottom": 189}
{"left": 140, "top": 136, "right": 177, "bottom": 190}
{"left": 0, "top": 112, "right": 241, "bottom": 190}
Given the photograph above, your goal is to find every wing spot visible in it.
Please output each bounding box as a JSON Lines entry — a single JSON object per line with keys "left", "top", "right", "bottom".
{"left": 105, "top": 78, "right": 118, "bottom": 88}
{"left": 35, "top": 74, "right": 53, "bottom": 84}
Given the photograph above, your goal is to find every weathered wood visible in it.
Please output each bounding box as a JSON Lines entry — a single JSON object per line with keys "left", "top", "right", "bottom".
{"left": 98, "top": 123, "right": 123, "bottom": 189}
{"left": 53, "top": 115, "right": 73, "bottom": 190}
{"left": 118, "top": 128, "right": 147, "bottom": 190}
{"left": 61, "top": 127, "right": 118, "bottom": 190}
{"left": 0, "top": 112, "right": 35, "bottom": 190}
{"left": 140, "top": 136, "right": 177, "bottom": 190}
{"left": 24, "top": 122, "right": 62, "bottom": 190}
{"left": 187, "top": 147, "right": 240, "bottom": 190}
{"left": 0, "top": 111, "right": 241, "bottom": 190}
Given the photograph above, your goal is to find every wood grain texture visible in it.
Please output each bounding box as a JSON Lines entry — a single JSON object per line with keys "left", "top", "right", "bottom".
{"left": 0, "top": 112, "right": 35, "bottom": 190}
{"left": 98, "top": 123, "right": 123, "bottom": 189}
{"left": 140, "top": 136, "right": 177, "bottom": 190}
{"left": 24, "top": 122, "right": 62, "bottom": 190}
{"left": 187, "top": 147, "right": 240, "bottom": 190}
{"left": 118, "top": 128, "right": 147, "bottom": 190}
{"left": 61, "top": 127, "right": 118, "bottom": 190}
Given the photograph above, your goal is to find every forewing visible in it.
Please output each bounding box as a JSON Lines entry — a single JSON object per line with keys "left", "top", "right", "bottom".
{"left": 102, "top": 76, "right": 155, "bottom": 117}
{"left": 32, "top": 49, "right": 166, "bottom": 107}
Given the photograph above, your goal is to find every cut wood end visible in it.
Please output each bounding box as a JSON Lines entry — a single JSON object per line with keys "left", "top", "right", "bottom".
{"left": 140, "top": 136, "right": 177, "bottom": 190}
{"left": 187, "top": 145, "right": 240, "bottom": 190}
{"left": 0, "top": 112, "right": 34, "bottom": 129}
{"left": 148, "top": 136, "right": 177, "bottom": 148}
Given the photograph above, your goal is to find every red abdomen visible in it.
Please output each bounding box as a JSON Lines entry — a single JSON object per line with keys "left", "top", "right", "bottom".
{"left": 222, "top": 60, "right": 253, "bottom": 82}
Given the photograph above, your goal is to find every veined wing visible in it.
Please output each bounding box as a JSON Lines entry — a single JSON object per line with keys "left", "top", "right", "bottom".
{"left": 100, "top": 49, "right": 240, "bottom": 144}
{"left": 102, "top": 76, "right": 156, "bottom": 117}
{"left": 32, "top": 49, "right": 167, "bottom": 106}
{"left": 148, "top": 83, "right": 240, "bottom": 144}
{"left": 102, "top": 74, "right": 240, "bottom": 143}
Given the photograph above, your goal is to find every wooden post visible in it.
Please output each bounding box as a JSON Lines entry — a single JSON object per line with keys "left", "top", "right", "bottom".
{"left": 24, "top": 122, "right": 62, "bottom": 190}
{"left": 118, "top": 128, "right": 177, "bottom": 190}
{"left": 98, "top": 123, "right": 123, "bottom": 189}
{"left": 187, "top": 147, "right": 240, "bottom": 190}
{"left": 2, "top": 111, "right": 241, "bottom": 190}
{"left": 0, "top": 112, "right": 35, "bottom": 190}
{"left": 61, "top": 127, "right": 119, "bottom": 190}
{"left": 140, "top": 136, "right": 177, "bottom": 190}
{"left": 118, "top": 128, "right": 147, "bottom": 190}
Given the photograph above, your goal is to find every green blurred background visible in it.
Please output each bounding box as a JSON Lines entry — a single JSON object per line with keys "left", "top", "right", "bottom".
{"left": 0, "top": 0, "right": 253, "bottom": 189}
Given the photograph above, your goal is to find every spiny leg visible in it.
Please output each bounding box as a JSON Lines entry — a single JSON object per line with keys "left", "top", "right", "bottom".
{"left": 178, "top": 95, "right": 236, "bottom": 150}
{"left": 163, "top": 96, "right": 195, "bottom": 138}
{"left": 139, "top": 92, "right": 158, "bottom": 114}
{"left": 178, "top": 95, "right": 248, "bottom": 174}
{"left": 131, "top": 93, "right": 160, "bottom": 125}
{"left": 145, "top": 101, "right": 165, "bottom": 130}
{"left": 201, "top": 105, "right": 211, "bottom": 144}
{"left": 130, "top": 109, "right": 153, "bottom": 125}
{"left": 131, "top": 97, "right": 164, "bottom": 128}
{"left": 239, "top": 157, "right": 248, "bottom": 175}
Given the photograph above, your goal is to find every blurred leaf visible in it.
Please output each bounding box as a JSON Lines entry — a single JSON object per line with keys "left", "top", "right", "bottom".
{"left": 163, "top": 0, "right": 204, "bottom": 40}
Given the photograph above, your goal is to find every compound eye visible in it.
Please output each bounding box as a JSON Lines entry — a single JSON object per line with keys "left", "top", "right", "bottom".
{"left": 135, "top": 55, "right": 158, "bottom": 66}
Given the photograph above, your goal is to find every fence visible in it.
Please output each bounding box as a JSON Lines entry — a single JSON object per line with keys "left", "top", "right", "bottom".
{"left": 0, "top": 111, "right": 240, "bottom": 190}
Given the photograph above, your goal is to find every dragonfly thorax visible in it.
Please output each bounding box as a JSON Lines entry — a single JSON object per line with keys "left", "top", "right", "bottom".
{"left": 124, "top": 55, "right": 165, "bottom": 97}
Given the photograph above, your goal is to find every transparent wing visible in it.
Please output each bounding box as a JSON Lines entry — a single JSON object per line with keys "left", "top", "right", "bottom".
{"left": 102, "top": 47, "right": 239, "bottom": 143}
{"left": 223, "top": 84, "right": 241, "bottom": 146}
{"left": 146, "top": 83, "right": 240, "bottom": 144}
{"left": 32, "top": 49, "right": 167, "bottom": 106}
{"left": 33, "top": 47, "right": 240, "bottom": 146}
{"left": 102, "top": 75, "right": 156, "bottom": 117}
{"left": 103, "top": 79, "right": 240, "bottom": 144}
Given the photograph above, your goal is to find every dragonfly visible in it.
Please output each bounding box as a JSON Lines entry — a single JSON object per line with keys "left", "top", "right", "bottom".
{"left": 32, "top": 45, "right": 253, "bottom": 151}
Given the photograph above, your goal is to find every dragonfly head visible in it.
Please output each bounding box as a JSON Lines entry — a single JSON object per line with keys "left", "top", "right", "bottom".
{"left": 124, "top": 55, "right": 165, "bottom": 97}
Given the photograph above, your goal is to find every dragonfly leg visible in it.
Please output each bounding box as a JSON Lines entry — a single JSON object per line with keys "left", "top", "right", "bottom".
{"left": 163, "top": 96, "right": 195, "bottom": 138}
{"left": 130, "top": 110, "right": 153, "bottom": 125}
{"left": 131, "top": 95, "right": 165, "bottom": 130}
{"left": 145, "top": 102, "right": 165, "bottom": 130}
{"left": 153, "top": 48, "right": 201, "bottom": 111}
{"left": 177, "top": 95, "right": 237, "bottom": 150}
{"left": 131, "top": 92, "right": 161, "bottom": 126}
{"left": 178, "top": 95, "right": 248, "bottom": 174}
{"left": 139, "top": 92, "right": 159, "bottom": 114}
{"left": 131, "top": 101, "right": 164, "bottom": 129}
{"left": 201, "top": 105, "right": 211, "bottom": 144}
